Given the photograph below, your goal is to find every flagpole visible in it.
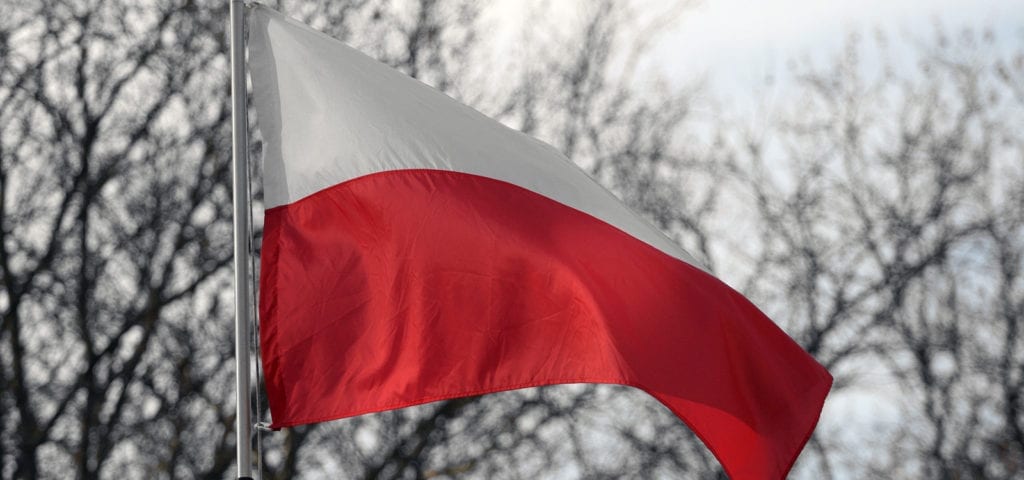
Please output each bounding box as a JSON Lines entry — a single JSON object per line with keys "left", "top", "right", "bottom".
{"left": 229, "top": 0, "right": 254, "bottom": 478}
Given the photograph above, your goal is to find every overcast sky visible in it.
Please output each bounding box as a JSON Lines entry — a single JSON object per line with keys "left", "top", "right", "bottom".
{"left": 651, "top": 0, "right": 1023, "bottom": 96}
{"left": 648, "top": 2, "right": 1022, "bottom": 477}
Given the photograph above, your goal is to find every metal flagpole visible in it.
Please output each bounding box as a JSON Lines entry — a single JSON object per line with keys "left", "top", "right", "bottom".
{"left": 229, "top": 0, "right": 253, "bottom": 478}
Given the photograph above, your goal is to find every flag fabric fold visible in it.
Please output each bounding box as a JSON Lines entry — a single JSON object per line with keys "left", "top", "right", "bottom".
{"left": 249, "top": 6, "right": 832, "bottom": 479}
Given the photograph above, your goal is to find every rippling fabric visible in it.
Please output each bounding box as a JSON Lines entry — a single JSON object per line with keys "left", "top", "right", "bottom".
{"left": 249, "top": 5, "right": 832, "bottom": 480}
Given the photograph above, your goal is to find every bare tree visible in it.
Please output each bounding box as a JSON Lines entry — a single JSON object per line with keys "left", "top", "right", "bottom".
{"left": 724, "top": 29, "right": 1024, "bottom": 479}
{"left": 0, "top": 0, "right": 245, "bottom": 477}
{"left": 5, "top": 0, "right": 1020, "bottom": 479}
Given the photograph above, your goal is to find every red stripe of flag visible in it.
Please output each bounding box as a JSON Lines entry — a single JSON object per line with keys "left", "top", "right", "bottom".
{"left": 259, "top": 169, "right": 832, "bottom": 480}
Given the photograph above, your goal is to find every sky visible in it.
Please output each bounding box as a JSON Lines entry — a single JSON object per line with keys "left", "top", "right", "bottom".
{"left": 651, "top": 0, "right": 1024, "bottom": 97}
{"left": 644, "top": 2, "right": 1022, "bottom": 477}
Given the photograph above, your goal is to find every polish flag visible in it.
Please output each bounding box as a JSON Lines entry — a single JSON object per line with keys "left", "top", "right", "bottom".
{"left": 249, "top": 6, "right": 831, "bottom": 479}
